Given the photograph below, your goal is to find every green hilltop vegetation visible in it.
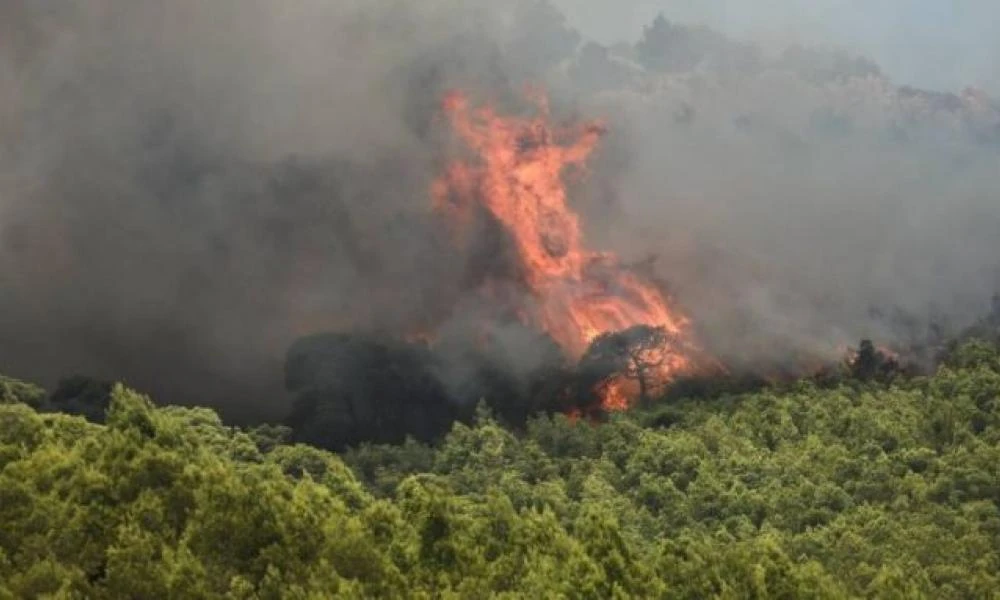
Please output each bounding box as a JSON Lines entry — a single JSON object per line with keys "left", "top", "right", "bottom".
{"left": 2, "top": 341, "right": 1000, "bottom": 598}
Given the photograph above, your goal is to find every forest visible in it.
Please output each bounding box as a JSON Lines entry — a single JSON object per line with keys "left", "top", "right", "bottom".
{"left": 2, "top": 336, "right": 998, "bottom": 598}
{"left": 4, "top": 2, "right": 1000, "bottom": 598}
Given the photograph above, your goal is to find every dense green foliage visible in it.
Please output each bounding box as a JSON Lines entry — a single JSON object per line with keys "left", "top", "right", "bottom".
{"left": 2, "top": 342, "right": 1000, "bottom": 597}
{"left": 0, "top": 375, "right": 45, "bottom": 409}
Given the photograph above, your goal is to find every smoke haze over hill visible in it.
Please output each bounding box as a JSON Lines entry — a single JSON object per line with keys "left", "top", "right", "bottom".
{"left": 2, "top": 1, "right": 1000, "bottom": 420}
{"left": 551, "top": 0, "right": 1000, "bottom": 94}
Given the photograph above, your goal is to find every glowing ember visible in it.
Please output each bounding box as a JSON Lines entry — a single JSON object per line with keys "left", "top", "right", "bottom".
{"left": 434, "top": 90, "right": 701, "bottom": 410}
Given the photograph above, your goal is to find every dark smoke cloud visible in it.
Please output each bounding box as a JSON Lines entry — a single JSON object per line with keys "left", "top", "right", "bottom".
{"left": 3, "top": 1, "right": 1000, "bottom": 422}
{"left": 0, "top": 1, "right": 576, "bottom": 420}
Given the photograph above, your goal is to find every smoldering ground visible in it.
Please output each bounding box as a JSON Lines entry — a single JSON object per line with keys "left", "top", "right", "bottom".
{"left": 2, "top": 1, "right": 1000, "bottom": 422}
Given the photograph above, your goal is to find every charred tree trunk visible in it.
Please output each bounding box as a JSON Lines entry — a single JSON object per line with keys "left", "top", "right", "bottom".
{"left": 636, "top": 368, "right": 649, "bottom": 408}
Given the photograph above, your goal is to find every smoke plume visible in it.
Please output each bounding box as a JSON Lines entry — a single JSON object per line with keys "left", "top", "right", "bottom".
{"left": 0, "top": 0, "right": 552, "bottom": 419}
{"left": 2, "top": 1, "right": 999, "bottom": 421}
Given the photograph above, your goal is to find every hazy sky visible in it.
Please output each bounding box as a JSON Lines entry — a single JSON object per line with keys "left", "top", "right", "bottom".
{"left": 552, "top": 0, "right": 1000, "bottom": 93}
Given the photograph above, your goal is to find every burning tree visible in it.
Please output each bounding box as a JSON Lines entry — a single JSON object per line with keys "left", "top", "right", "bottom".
{"left": 434, "top": 91, "right": 705, "bottom": 410}
{"left": 579, "top": 325, "right": 675, "bottom": 408}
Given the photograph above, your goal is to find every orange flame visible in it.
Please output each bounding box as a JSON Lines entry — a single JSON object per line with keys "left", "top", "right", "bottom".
{"left": 434, "top": 90, "right": 699, "bottom": 410}
{"left": 596, "top": 378, "right": 633, "bottom": 412}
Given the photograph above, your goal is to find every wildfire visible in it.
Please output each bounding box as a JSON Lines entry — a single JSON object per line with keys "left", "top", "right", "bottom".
{"left": 434, "top": 90, "right": 702, "bottom": 410}
{"left": 595, "top": 378, "right": 633, "bottom": 412}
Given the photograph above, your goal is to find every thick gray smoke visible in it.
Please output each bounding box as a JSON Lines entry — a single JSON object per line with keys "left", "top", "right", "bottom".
{"left": 0, "top": 0, "right": 575, "bottom": 419}
{"left": 2, "top": 1, "right": 999, "bottom": 419}
{"left": 553, "top": 19, "right": 1000, "bottom": 372}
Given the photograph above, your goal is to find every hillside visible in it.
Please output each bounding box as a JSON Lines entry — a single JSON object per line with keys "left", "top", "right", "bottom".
{"left": 2, "top": 341, "right": 999, "bottom": 598}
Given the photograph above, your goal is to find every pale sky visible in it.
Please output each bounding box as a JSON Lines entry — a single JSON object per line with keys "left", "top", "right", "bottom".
{"left": 551, "top": 0, "right": 1000, "bottom": 93}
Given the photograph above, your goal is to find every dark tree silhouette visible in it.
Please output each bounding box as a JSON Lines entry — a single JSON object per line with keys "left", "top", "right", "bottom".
{"left": 852, "top": 339, "right": 880, "bottom": 382}
{"left": 579, "top": 325, "right": 674, "bottom": 407}
{"left": 849, "top": 339, "right": 906, "bottom": 384}
{"left": 283, "top": 325, "right": 586, "bottom": 447}
{"left": 47, "top": 375, "right": 114, "bottom": 423}
{"left": 284, "top": 333, "right": 457, "bottom": 451}
{"left": 431, "top": 324, "right": 581, "bottom": 427}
